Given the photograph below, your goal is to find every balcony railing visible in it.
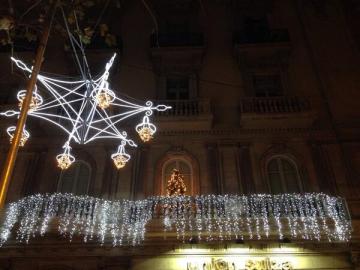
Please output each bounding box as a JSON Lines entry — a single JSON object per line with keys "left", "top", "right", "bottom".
{"left": 154, "top": 99, "right": 211, "bottom": 117}
{"left": 240, "top": 96, "right": 310, "bottom": 114}
{"left": 150, "top": 32, "right": 204, "bottom": 47}
{"left": 233, "top": 29, "right": 290, "bottom": 45}
{"left": 0, "top": 193, "right": 351, "bottom": 246}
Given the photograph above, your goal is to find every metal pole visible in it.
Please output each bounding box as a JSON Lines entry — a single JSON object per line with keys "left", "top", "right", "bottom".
{"left": 0, "top": 2, "right": 58, "bottom": 208}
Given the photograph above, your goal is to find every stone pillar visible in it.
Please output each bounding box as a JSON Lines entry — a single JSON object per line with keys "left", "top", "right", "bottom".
{"left": 206, "top": 143, "right": 222, "bottom": 194}
{"left": 130, "top": 146, "right": 148, "bottom": 200}
{"left": 218, "top": 143, "right": 241, "bottom": 194}
{"left": 237, "top": 144, "right": 255, "bottom": 194}
{"left": 310, "top": 142, "right": 337, "bottom": 194}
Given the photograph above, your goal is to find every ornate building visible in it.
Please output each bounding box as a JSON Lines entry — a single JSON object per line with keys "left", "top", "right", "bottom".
{"left": 0, "top": 0, "right": 359, "bottom": 269}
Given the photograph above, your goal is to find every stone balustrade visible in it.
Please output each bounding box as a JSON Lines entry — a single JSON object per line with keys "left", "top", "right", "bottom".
{"left": 240, "top": 96, "right": 311, "bottom": 114}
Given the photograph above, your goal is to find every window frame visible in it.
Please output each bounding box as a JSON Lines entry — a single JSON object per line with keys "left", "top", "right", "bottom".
{"left": 57, "top": 160, "right": 91, "bottom": 195}
{"left": 265, "top": 155, "right": 303, "bottom": 194}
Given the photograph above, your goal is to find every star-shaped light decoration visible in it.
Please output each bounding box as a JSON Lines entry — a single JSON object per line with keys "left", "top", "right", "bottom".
{"left": 1, "top": 54, "right": 171, "bottom": 170}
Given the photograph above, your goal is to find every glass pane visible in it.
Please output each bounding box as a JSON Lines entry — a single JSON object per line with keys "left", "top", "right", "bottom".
{"left": 59, "top": 166, "right": 76, "bottom": 193}
{"left": 166, "top": 88, "right": 177, "bottom": 100}
{"left": 253, "top": 74, "right": 283, "bottom": 97}
{"left": 282, "top": 159, "right": 296, "bottom": 172}
{"left": 178, "top": 88, "right": 189, "bottom": 99}
{"left": 267, "top": 159, "right": 279, "bottom": 172}
{"left": 269, "top": 172, "right": 283, "bottom": 194}
{"left": 284, "top": 172, "right": 300, "bottom": 193}
{"left": 59, "top": 176, "right": 73, "bottom": 193}
{"left": 166, "top": 76, "right": 189, "bottom": 100}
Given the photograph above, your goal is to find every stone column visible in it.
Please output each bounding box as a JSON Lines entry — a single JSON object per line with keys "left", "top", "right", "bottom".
{"left": 237, "top": 144, "right": 255, "bottom": 194}
{"left": 310, "top": 142, "right": 337, "bottom": 194}
{"left": 206, "top": 143, "right": 222, "bottom": 194}
{"left": 130, "top": 146, "right": 148, "bottom": 200}
{"left": 218, "top": 143, "right": 241, "bottom": 194}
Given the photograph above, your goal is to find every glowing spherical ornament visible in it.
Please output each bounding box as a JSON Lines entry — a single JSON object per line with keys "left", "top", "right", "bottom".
{"left": 17, "top": 86, "right": 43, "bottom": 112}
{"left": 93, "top": 81, "right": 115, "bottom": 109}
{"left": 111, "top": 143, "right": 130, "bottom": 169}
{"left": 56, "top": 144, "right": 75, "bottom": 170}
{"left": 6, "top": 126, "right": 30, "bottom": 147}
{"left": 136, "top": 116, "right": 156, "bottom": 142}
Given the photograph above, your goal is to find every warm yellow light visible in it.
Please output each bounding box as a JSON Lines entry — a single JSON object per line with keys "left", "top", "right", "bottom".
{"left": 7, "top": 126, "right": 30, "bottom": 147}
{"left": 95, "top": 90, "right": 112, "bottom": 109}
{"left": 112, "top": 154, "right": 129, "bottom": 169}
{"left": 9, "top": 133, "right": 28, "bottom": 147}
{"left": 137, "top": 126, "right": 154, "bottom": 142}
{"left": 56, "top": 153, "right": 75, "bottom": 170}
{"left": 136, "top": 116, "right": 156, "bottom": 142}
{"left": 18, "top": 96, "right": 39, "bottom": 112}
{"left": 17, "top": 88, "right": 43, "bottom": 112}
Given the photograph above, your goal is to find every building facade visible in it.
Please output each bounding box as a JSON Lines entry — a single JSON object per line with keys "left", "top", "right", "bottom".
{"left": 0, "top": 0, "right": 360, "bottom": 269}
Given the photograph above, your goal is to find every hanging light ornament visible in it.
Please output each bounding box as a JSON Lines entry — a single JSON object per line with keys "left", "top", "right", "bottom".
{"left": 17, "top": 85, "right": 43, "bottom": 112}
{"left": 111, "top": 142, "right": 131, "bottom": 169}
{"left": 136, "top": 115, "right": 156, "bottom": 142}
{"left": 6, "top": 126, "right": 30, "bottom": 147}
{"left": 93, "top": 81, "right": 115, "bottom": 109}
{"left": 56, "top": 143, "right": 75, "bottom": 170}
{"left": 0, "top": 54, "right": 171, "bottom": 170}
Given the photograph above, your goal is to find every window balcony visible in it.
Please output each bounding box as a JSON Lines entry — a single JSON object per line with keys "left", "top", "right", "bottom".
{"left": 239, "top": 96, "right": 315, "bottom": 128}
{"left": 153, "top": 99, "right": 213, "bottom": 130}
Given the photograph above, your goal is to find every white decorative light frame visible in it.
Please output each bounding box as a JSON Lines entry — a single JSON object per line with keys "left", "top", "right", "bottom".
{"left": 0, "top": 54, "right": 171, "bottom": 169}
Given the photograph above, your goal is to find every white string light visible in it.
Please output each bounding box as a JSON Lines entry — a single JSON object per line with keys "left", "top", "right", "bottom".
{"left": 0, "top": 193, "right": 351, "bottom": 247}
{"left": 0, "top": 54, "right": 171, "bottom": 169}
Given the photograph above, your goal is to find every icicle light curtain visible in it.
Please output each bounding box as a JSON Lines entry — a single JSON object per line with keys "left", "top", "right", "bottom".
{"left": 0, "top": 193, "right": 351, "bottom": 246}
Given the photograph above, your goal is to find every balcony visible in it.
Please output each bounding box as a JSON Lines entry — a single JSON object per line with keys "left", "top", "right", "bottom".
{"left": 239, "top": 96, "right": 315, "bottom": 128}
{"left": 0, "top": 193, "right": 351, "bottom": 246}
{"left": 154, "top": 99, "right": 213, "bottom": 131}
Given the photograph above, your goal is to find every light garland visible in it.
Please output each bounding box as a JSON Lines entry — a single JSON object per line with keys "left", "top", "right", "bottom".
{"left": 0, "top": 54, "right": 171, "bottom": 170}
{"left": 0, "top": 193, "right": 351, "bottom": 247}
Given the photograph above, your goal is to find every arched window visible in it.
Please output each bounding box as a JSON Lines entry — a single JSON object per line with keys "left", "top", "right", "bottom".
{"left": 58, "top": 160, "right": 91, "bottom": 195}
{"left": 267, "top": 156, "right": 302, "bottom": 194}
{"left": 162, "top": 159, "right": 193, "bottom": 195}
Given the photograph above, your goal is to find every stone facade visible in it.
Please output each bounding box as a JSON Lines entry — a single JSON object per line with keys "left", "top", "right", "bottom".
{"left": 0, "top": 0, "right": 360, "bottom": 269}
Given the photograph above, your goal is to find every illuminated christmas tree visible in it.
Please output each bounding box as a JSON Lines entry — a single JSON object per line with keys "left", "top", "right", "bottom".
{"left": 166, "top": 168, "right": 187, "bottom": 196}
